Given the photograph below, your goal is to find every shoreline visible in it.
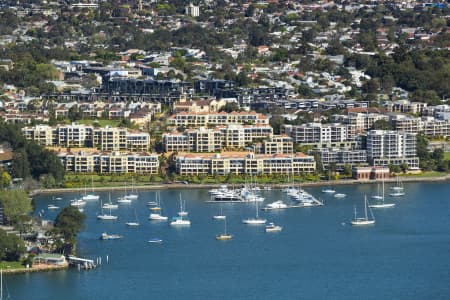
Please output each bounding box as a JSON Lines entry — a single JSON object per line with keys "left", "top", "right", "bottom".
{"left": 36, "top": 174, "right": 450, "bottom": 195}
{"left": 2, "top": 264, "right": 68, "bottom": 275}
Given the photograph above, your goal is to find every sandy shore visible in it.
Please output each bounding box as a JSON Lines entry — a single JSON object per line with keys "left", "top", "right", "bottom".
{"left": 36, "top": 174, "right": 450, "bottom": 195}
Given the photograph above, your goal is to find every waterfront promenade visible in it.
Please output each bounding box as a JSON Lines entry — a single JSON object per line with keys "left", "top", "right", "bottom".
{"left": 37, "top": 173, "right": 450, "bottom": 195}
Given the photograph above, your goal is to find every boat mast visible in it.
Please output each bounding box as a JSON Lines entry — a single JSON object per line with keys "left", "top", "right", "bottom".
{"left": 364, "top": 196, "right": 368, "bottom": 221}
{"left": 382, "top": 178, "right": 385, "bottom": 203}
{"left": 1, "top": 268, "right": 3, "bottom": 300}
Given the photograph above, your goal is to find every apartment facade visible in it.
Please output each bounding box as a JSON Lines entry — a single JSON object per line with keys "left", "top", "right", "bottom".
{"left": 22, "top": 124, "right": 151, "bottom": 151}
{"left": 366, "top": 130, "right": 419, "bottom": 168}
{"left": 168, "top": 111, "right": 269, "bottom": 127}
{"left": 163, "top": 124, "right": 273, "bottom": 153}
{"left": 313, "top": 148, "right": 367, "bottom": 168}
{"left": 262, "top": 135, "right": 294, "bottom": 154}
{"left": 60, "top": 151, "right": 159, "bottom": 174}
{"left": 282, "top": 123, "right": 356, "bottom": 145}
{"left": 175, "top": 152, "right": 316, "bottom": 176}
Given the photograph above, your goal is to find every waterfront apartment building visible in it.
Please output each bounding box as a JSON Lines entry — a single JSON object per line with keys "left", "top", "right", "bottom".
{"left": 175, "top": 152, "right": 316, "bottom": 176}
{"left": 313, "top": 148, "right": 368, "bottom": 168}
{"left": 390, "top": 115, "right": 424, "bottom": 134}
{"left": 332, "top": 112, "right": 390, "bottom": 131}
{"left": 167, "top": 111, "right": 269, "bottom": 127}
{"left": 59, "top": 151, "right": 159, "bottom": 174}
{"left": 22, "top": 124, "right": 151, "bottom": 152}
{"left": 282, "top": 123, "right": 356, "bottom": 146}
{"left": 261, "top": 135, "right": 294, "bottom": 154}
{"left": 423, "top": 119, "right": 450, "bottom": 138}
{"left": 163, "top": 124, "right": 273, "bottom": 153}
{"left": 366, "top": 130, "right": 419, "bottom": 169}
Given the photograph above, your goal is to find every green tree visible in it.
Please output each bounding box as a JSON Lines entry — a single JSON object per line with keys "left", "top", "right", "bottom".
{"left": 0, "top": 190, "right": 32, "bottom": 225}
{"left": 0, "top": 171, "right": 12, "bottom": 188}
{"left": 0, "top": 229, "right": 26, "bottom": 261}
{"left": 371, "top": 120, "right": 393, "bottom": 130}
{"left": 53, "top": 207, "right": 86, "bottom": 251}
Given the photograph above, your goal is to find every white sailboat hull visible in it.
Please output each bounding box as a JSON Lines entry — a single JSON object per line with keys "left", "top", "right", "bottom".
{"left": 369, "top": 203, "right": 396, "bottom": 208}
{"left": 351, "top": 219, "right": 375, "bottom": 226}
{"left": 242, "top": 218, "right": 267, "bottom": 224}
{"left": 97, "top": 215, "right": 118, "bottom": 220}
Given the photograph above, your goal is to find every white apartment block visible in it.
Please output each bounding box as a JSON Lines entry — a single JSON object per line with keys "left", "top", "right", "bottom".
{"left": 168, "top": 111, "right": 269, "bottom": 127}
{"left": 366, "top": 130, "right": 419, "bottom": 169}
{"left": 333, "top": 112, "right": 390, "bottom": 131}
{"left": 262, "top": 135, "right": 294, "bottom": 154}
{"left": 176, "top": 152, "right": 316, "bottom": 176}
{"left": 390, "top": 115, "right": 424, "bottom": 134}
{"left": 163, "top": 125, "right": 273, "bottom": 153}
{"left": 313, "top": 148, "right": 367, "bottom": 168}
{"left": 22, "top": 124, "right": 150, "bottom": 151}
{"left": 60, "top": 151, "right": 159, "bottom": 174}
{"left": 282, "top": 123, "right": 356, "bottom": 144}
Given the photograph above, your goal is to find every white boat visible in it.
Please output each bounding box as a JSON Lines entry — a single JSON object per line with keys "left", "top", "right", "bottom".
{"left": 351, "top": 195, "right": 376, "bottom": 226}
{"left": 70, "top": 199, "right": 86, "bottom": 207}
{"left": 390, "top": 175, "right": 404, "bottom": 191}
{"left": 103, "top": 193, "right": 118, "bottom": 209}
{"left": 149, "top": 213, "right": 168, "bottom": 221}
{"left": 103, "top": 203, "right": 118, "bottom": 210}
{"left": 97, "top": 198, "right": 118, "bottom": 220}
{"left": 170, "top": 216, "right": 191, "bottom": 226}
{"left": 322, "top": 188, "right": 336, "bottom": 193}
{"left": 216, "top": 218, "right": 232, "bottom": 240}
{"left": 126, "top": 209, "right": 140, "bottom": 226}
{"left": 147, "top": 201, "right": 157, "bottom": 206}
{"left": 263, "top": 186, "right": 272, "bottom": 190}
{"left": 117, "top": 197, "right": 132, "bottom": 204}
{"left": 123, "top": 179, "right": 138, "bottom": 200}
{"left": 126, "top": 222, "right": 139, "bottom": 226}
{"left": 243, "top": 201, "right": 267, "bottom": 225}
{"left": 369, "top": 180, "right": 396, "bottom": 208}
{"left": 177, "top": 193, "right": 188, "bottom": 217}
{"left": 265, "top": 222, "right": 282, "bottom": 232}
{"left": 148, "top": 238, "right": 163, "bottom": 244}
{"left": 48, "top": 204, "right": 59, "bottom": 210}
{"left": 213, "top": 206, "right": 226, "bottom": 220}
{"left": 263, "top": 200, "right": 288, "bottom": 210}
{"left": 100, "top": 232, "right": 122, "bottom": 240}
{"left": 334, "top": 193, "right": 346, "bottom": 198}
{"left": 82, "top": 177, "right": 100, "bottom": 201}
{"left": 389, "top": 191, "right": 405, "bottom": 197}
{"left": 55, "top": 197, "right": 62, "bottom": 200}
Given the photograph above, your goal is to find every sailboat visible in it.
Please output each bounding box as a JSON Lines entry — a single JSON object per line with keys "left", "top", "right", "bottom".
{"left": 103, "top": 194, "right": 118, "bottom": 210}
{"left": 322, "top": 169, "right": 336, "bottom": 193}
{"left": 126, "top": 209, "right": 140, "bottom": 227}
{"left": 216, "top": 218, "right": 232, "bottom": 240}
{"left": 177, "top": 194, "right": 188, "bottom": 217}
{"left": 371, "top": 182, "right": 383, "bottom": 200}
{"left": 149, "top": 192, "right": 168, "bottom": 220}
{"left": 124, "top": 179, "right": 138, "bottom": 200}
{"left": 351, "top": 195, "right": 375, "bottom": 226}
{"left": 97, "top": 197, "right": 118, "bottom": 220}
{"left": 149, "top": 192, "right": 161, "bottom": 211}
{"left": 82, "top": 177, "right": 100, "bottom": 201}
{"left": 369, "top": 179, "right": 395, "bottom": 208}
{"left": 242, "top": 201, "right": 267, "bottom": 224}
{"left": 389, "top": 175, "right": 405, "bottom": 196}
{"left": 213, "top": 206, "right": 226, "bottom": 220}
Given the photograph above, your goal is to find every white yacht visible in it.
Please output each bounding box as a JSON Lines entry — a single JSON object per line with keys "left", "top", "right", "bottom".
{"left": 103, "top": 203, "right": 118, "bottom": 210}
{"left": 243, "top": 201, "right": 266, "bottom": 225}
{"left": 97, "top": 199, "right": 118, "bottom": 220}
{"left": 370, "top": 180, "right": 396, "bottom": 208}
{"left": 263, "top": 200, "right": 288, "bottom": 210}
{"left": 82, "top": 177, "right": 100, "bottom": 201}
{"left": 70, "top": 199, "right": 86, "bottom": 207}
{"left": 351, "top": 196, "right": 375, "bottom": 226}
{"left": 170, "top": 216, "right": 191, "bottom": 226}
{"left": 149, "top": 213, "right": 168, "bottom": 221}
{"left": 177, "top": 194, "right": 188, "bottom": 217}
{"left": 117, "top": 197, "right": 132, "bottom": 204}
{"left": 48, "top": 204, "right": 59, "bottom": 210}
{"left": 100, "top": 232, "right": 122, "bottom": 240}
{"left": 334, "top": 193, "right": 347, "bottom": 198}
{"left": 265, "top": 222, "right": 282, "bottom": 232}
{"left": 322, "top": 188, "right": 336, "bottom": 193}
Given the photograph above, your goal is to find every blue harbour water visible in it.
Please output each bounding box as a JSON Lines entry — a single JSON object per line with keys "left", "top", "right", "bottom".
{"left": 4, "top": 182, "right": 450, "bottom": 300}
